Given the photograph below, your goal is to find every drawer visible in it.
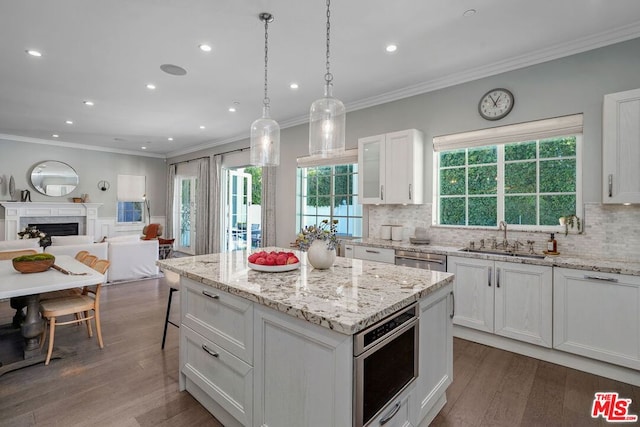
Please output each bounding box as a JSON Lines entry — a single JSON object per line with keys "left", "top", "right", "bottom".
{"left": 182, "top": 278, "right": 253, "bottom": 363}
{"left": 368, "top": 386, "right": 412, "bottom": 427}
{"left": 182, "top": 325, "right": 253, "bottom": 427}
{"left": 353, "top": 245, "right": 395, "bottom": 264}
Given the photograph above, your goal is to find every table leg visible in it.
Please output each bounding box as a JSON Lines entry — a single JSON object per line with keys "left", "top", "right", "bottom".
{"left": 20, "top": 294, "right": 44, "bottom": 359}
{"left": 10, "top": 296, "right": 26, "bottom": 328}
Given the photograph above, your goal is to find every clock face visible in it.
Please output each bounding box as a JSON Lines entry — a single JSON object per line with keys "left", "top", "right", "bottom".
{"left": 478, "top": 88, "right": 514, "bottom": 120}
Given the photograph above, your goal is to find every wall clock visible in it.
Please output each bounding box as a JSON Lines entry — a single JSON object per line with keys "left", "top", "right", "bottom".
{"left": 478, "top": 88, "right": 514, "bottom": 121}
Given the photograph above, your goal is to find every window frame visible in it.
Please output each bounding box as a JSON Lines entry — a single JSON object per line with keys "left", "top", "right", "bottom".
{"left": 295, "top": 162, "right": 363, "bottom": 239}
{"left": 433, "top": 119, "right": 583, "bottom": 232}
{"left": 116, "top": 201, "right": 146, "bottom": 224}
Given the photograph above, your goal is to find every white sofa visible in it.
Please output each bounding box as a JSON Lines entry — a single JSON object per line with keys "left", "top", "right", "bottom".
{"left": 43, "top": 234, "right": 159, "bottom": 283}
{"left": 0, "top": 239, "right": 42, "bottom": 252}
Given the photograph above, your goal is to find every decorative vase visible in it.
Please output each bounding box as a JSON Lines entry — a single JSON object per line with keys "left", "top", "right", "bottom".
{"left": 306, "top": 240, "right": 336, "bottom": 269}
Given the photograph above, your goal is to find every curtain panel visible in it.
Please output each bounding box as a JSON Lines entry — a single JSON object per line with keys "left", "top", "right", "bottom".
{"left": 165, "top": 164, "right": 176, "bottom": 238}
{"left": 210, "top": 155, "right": 222, "bottom": 253}
{"left": 195, "top": 158, "right": 210, "bottom": 255}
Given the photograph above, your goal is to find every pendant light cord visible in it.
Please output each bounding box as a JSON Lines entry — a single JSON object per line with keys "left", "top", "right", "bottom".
{"left": 324, "top": 0, "right": 333, "bottom": 85}
{"left": 262, "top": 14, "right": 272, "bottom": 108}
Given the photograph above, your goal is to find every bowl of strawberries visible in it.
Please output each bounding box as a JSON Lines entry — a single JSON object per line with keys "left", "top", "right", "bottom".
{"left": 247, "top": 250, "right": 300, "bottom": 272}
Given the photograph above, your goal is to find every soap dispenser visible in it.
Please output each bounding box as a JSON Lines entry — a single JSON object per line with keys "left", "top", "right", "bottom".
{"left": 547, "top": 233, "right": 557, "bottom": 253}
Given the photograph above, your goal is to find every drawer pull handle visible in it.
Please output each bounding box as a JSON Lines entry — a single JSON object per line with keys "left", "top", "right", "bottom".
{"left": 380, "top": 402, "right": 401, "bottom": 425}
{"left": 608, "top": 174, "right": 613, "bottom": 198}
{"left": 584, "top": 275, "right": 618, "bottom": 283}
{"left": 202, "top": 344, "right": 219, "bottom": 358}
{"left": 450, "top": 291, "right": 455, "bottom": 319}
{"left": 365, "top": 249, "right": 381, "bottom": 254}
{"left": 202, "top": 290, "right": 220, "bottom": 299}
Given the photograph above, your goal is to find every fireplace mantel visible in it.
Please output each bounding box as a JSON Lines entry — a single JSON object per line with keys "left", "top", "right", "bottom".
{"left": 1, "top": 202, "right": 102, "bottom": 240}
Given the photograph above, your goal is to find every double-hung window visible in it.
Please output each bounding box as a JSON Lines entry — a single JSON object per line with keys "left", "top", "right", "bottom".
{"left": 433, "top": 114, "right": 583, "bottom": 229}
{"left": 296, "top": 149, "right": 362, "bottom": 238}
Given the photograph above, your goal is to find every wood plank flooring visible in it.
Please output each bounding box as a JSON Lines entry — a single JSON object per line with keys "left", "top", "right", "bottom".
{"left": 1, "top": 277, "right": 639, "bottom": 426}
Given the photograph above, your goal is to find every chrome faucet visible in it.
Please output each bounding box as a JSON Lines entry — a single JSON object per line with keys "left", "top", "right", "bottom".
{"left": 498, "top": 221, "right": 508, "bottom": 248}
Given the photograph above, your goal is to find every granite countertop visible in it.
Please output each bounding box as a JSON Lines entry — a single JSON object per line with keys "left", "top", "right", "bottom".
{"left": 350, "top": 238, "right": 640, "bottom": 276}
{"left": 157, "top": 247, "right": 454, "bottom": 335}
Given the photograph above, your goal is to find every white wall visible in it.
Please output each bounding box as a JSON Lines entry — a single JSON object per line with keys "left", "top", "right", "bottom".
{"left": 167, "top": 37, "right": 640, "bottom": 249}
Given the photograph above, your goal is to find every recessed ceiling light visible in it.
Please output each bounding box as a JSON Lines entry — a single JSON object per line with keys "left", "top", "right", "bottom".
{"left": 26, "top": 49, "right": 42, "bottom": 57}
{"left": 168, "top": 137, "right": 173, "bottom": 141}
{"left": 52, "top": 134, "right": 59, "bottom": 138}
{"left": 463, "top": 9, "right": 477, "bottom": 17}
{"left": 146, "top": 83, "right": 156, "bottom": 90}
{"left": 385, "top": 44, "right": 398, "bottom": 53}
{"left": 228, "top": 107, "right": 237, "bottom": 112}
{"left": 290, "top": 83, "right": 299, "bottom": 90}
{"left": 141, "top": 146, "right": 147, "bottom": 150}
{"left": 65, "top": 120, "right": 73, "bottom": 125}
{"left": 199, "top": 125, "right": 205, "bottom": 129}
{"left": 83, "top": 100, "right": 94, "bottom": 106}
{"left": 199, "top": 44, "right": 212, "bottom": 52}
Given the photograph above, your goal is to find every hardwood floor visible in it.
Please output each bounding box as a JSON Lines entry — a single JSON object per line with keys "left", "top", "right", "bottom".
{"left": 1, "top": 278, "right": 638, "bottom": 426}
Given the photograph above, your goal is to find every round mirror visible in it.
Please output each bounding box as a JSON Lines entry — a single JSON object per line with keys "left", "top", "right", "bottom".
{"left": 30, "top": 161, "right": 79, "bottom": 196}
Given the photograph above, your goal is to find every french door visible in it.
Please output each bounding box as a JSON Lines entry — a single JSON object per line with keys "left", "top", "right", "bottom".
{"left": 176, "top": 176, "right": 197, "bottom": 255}
{"left": 223, "top": 168, "right": 261, "bottom": 252}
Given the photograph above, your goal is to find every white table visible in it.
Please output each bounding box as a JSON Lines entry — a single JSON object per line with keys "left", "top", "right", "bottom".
{"left": 0, "top": 255, "right": 104, "bottom": 374}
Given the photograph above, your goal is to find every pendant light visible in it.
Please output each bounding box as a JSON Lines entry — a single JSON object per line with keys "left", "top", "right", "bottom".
{"left": 309, "top": 0, "right": 345, "bottom": 158}
{"left": 250, "top": 13, "right": 280, "bottom": 166}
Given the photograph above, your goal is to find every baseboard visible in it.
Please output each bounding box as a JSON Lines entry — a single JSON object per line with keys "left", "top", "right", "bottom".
{"left": 454, "top": 326, "right": 640, "bottom": 387}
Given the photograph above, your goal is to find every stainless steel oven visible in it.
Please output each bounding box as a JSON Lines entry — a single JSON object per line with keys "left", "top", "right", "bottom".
{"left": 354, "top": 303, "right": 419, "bottom": 427}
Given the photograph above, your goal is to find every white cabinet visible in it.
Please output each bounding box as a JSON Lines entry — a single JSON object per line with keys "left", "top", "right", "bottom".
{"left": 358, "top": 129, "right": 424, "bottom": 204}
{"left": 353, "top": 245, "right": 395, "bottom": 264}
{"left": 553, "top": 268, "right": 640, "bottom": 370}
{"left": 342, "top": 243, "right": 354, "bottom": 258}
{"left": 447, "top": 256, "right": 553, "bottom": 347}
{"left": 414, "top": 284, "right": 453, "bottom": 425}
{"left": 603, "top": 88, "right": 640, "bottom": 204}
{"left": 253, "top": 305, "right": 353, "bottom": 427}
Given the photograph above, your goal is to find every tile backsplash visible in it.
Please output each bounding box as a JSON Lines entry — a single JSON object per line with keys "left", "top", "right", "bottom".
{"left": 368, "top": 202, "right": 640, "bottom": 262}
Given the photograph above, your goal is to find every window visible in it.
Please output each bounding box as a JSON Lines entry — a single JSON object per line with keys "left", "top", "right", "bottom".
{"left": 296, "top": 162, "right": 362, "bottom": 238}
{"left": 434, "top": 115, "right": 582, "bottom": 229}
{"left": 116, "top": 174, "right": 146, "bottom": 224}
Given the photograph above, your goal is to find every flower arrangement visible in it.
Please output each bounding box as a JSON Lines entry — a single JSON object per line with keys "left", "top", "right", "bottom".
{"left": 296, "top": 219, "right": 340, "bottom": 251}
{"left": 17, "top": 226, "right": 51, "bottom": 247}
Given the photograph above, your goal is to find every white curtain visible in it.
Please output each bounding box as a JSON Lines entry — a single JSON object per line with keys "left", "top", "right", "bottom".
{"left": 209, "top": 155, "right": 222, "bottom": 253}
{"left": 195, "top": 158, "right": 210, "bottom": 255}
{"left": 261, "top": 166, "right": 277, "bottom": 247}
{"left": 165, "top": 164, "right": 176, "bottom": 238}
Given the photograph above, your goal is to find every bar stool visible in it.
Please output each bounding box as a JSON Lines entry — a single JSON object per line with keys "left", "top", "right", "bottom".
{"left": 161, "top": 270, "right": 180, "bottom": 349}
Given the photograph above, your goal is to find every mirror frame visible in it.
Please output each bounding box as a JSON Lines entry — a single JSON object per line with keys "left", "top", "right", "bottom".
{"left": 30, "top": 160, "right": 80, "bottom": 197}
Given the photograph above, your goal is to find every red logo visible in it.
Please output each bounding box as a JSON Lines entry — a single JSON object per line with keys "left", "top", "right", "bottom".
{"left": 592, "top": 392, "right": 638, "bottom": 423}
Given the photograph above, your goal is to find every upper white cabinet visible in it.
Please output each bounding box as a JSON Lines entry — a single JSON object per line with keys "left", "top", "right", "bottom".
{"left": 447, "top": 256, "right": 553, "bottom": 348}
{"left": 603, "top": 88, "right": 640, "bottom": 204}
{"left": 554, "top": 267, "right": 640, "bottom": 370}
{"left": 358, "top": 129, "right": 424, "bottom": 204}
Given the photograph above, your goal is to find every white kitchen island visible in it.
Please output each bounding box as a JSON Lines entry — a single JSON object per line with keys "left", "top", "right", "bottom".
{"left": 158, "top": 248, "right": 454, "bottom": 427}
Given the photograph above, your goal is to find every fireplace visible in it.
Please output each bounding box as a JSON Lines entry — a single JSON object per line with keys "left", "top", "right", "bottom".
{"left": 29, "top": 222, "right": 79, "bottom": 237}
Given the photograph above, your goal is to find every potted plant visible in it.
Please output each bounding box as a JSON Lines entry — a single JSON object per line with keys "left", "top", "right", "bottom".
{"left": 558, "top": 214, "right": 581, "bottom": 236}
{"left": 296, "top": 219, "right": 341, "bottom": 269}
{"left": 17, "top": 226, "right": 51, "bottom": 247}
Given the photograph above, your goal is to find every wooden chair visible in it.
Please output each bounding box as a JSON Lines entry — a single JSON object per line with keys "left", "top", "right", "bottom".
{"left": 40, "top": 259, "right": 110, "bottom": 365}
{"left": 41, "top": 251, "right": 96, "bottom": 302}
{"left": 81, "top": 254, "right": 98, "bottom": 267}
{"left": 74, "top": 250, "right": 90, "bottom": 262}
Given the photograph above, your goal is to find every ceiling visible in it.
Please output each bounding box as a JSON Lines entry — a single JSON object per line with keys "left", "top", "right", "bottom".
{"left": 1, "top": 1, "right": 640, "bottom": 158}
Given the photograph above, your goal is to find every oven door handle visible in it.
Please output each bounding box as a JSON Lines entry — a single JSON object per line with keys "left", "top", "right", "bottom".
{"left": 379, "top": 401, "right": 401, "bottom": 425}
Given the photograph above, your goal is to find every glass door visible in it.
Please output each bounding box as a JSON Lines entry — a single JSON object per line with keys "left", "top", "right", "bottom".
{"left": 223, "top": 167, "right": 262, "bottom": 252}
{"left": 176, "top": 176, "right": 197, "bottom": 255}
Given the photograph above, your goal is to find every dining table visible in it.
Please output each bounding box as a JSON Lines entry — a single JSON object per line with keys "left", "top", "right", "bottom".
{"left": 0, "top": 255, "right": 105, "bottom": 375}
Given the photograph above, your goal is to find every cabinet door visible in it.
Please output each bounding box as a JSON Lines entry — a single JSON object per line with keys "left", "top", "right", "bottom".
{"left": 358, "top": 134, "right": 386, "bottom": 204}
{"left": 253, "top": 305, "right": 353, "bottom": 427}
{"left": 415, "top": 284, "right": 453, "bottom": 425}
{"left": 494, "top": 261, "right": 552, "bottom": 347}
{"left": 603, "top": 88, "right": 640, "bottom": 203}
{"left": 554, "top": 268, "right": 640, "bottom": 370}
{"left": 385, "top": 129, "right": 423, "bottom": 204}
{"left": 447, "top": 256, "right": 494, "bottom": 333}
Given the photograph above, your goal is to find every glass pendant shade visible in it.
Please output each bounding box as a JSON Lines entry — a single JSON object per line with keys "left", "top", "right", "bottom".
{"left": 309, "top": 83, "right": 345, "bottom": 157}
{"left": 250, "top": 105, "right": 280, "bottom": 166}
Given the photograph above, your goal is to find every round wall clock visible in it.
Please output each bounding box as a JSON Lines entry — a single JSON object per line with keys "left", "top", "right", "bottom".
{"left": 478, "top": 88, "right": 514, "bottom": 121}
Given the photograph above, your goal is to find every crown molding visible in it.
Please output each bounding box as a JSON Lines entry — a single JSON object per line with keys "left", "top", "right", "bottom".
{"left": 0, "top": 134, "right": 165, "bottom": 159}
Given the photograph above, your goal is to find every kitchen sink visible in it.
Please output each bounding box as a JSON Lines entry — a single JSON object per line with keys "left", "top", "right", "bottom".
{"left": 458, "top": 248, "right": 547, "bottom": 259}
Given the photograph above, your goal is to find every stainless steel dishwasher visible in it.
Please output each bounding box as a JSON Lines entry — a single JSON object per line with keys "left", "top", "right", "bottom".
{"left": 394, "top": 250, "right": 447, "bottom": 271}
